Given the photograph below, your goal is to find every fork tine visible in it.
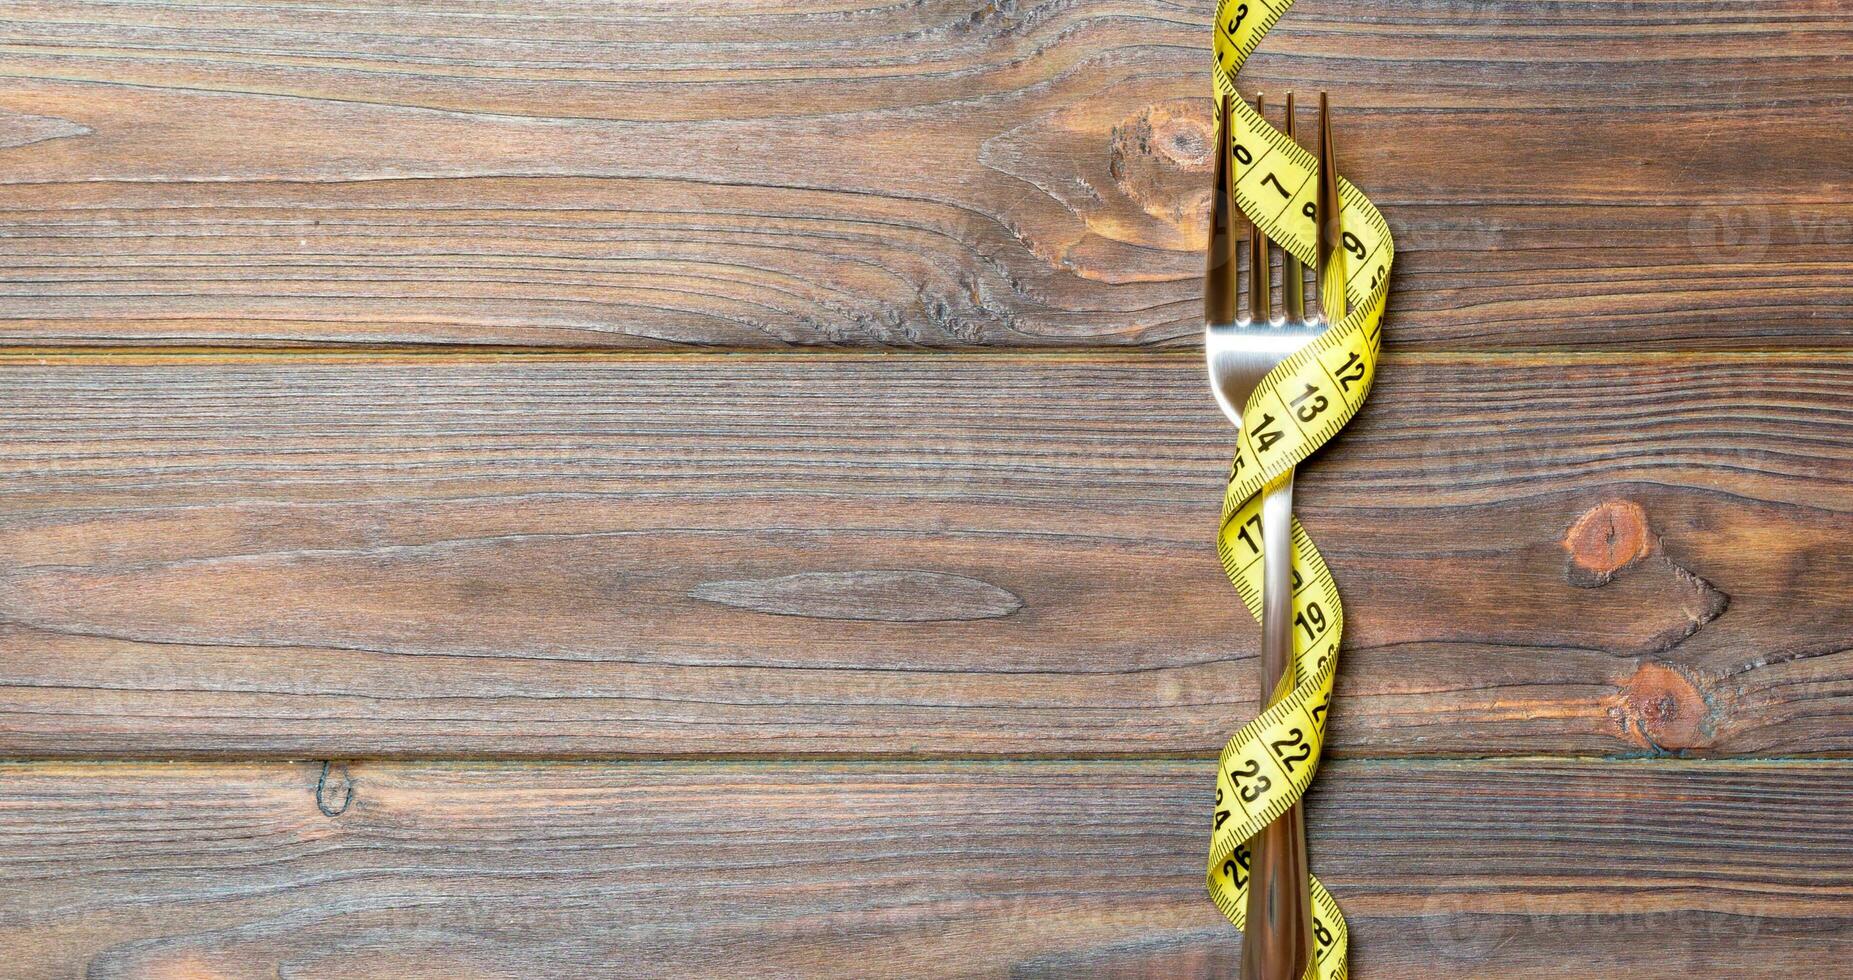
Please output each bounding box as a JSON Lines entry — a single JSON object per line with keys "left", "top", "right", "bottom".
{"left": 1283, "top": 92, "right": 1306, "bottom": 324}
{"left": 1248, "top": 93, "right": 1272, "bottom": 324}
{"left": 1316, "top": 91, "right": 1347, "bottom": 322}
{"left": 1205, "top": 92, "right": 1238, "bottom": 324}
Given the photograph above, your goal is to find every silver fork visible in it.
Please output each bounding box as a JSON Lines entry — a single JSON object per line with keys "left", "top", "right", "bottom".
{"left": 1205, "top": 90, "right": 1345, "bottom": 980}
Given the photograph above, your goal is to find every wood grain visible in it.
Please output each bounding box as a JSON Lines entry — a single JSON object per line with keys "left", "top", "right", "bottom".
{"left": 0, "top": 758, "right": 1843, "bottom": 978}
{"left": 3, "top": 1, "right": 1846, "bottom": 972}
{"left": 0, "top": 0, "right": 1846, "bottom": 349}
{"left": 1, "top": 353, "right": 1847, "bottom": 758}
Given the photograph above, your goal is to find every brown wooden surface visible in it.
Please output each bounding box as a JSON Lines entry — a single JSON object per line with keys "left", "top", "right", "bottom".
{"left": 2, "top": 0, "right": 1850, "bottom": 975}
{"left": 0, "top": 354, "right": 1848, "bottom": 759}
{"left": 0, "top": 0, "right": 1848, "bottom": 350}
{"left": 0, "top": 759, "right": 1845, "bottom": 979}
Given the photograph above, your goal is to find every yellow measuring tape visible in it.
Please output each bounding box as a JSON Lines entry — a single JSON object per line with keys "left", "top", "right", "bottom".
{"left": 1204, "top": 1, "right": 1393, "bottom": 977}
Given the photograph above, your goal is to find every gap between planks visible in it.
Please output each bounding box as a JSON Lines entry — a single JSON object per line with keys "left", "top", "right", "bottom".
{"left": 1, "top": 752, "right": 1843, "bottom": 765}
{"left": 0, "top": 346, "right": 1849, "bottom": 365}
{"left": 0, "top": 754, "right": 1845, "bottom": 770}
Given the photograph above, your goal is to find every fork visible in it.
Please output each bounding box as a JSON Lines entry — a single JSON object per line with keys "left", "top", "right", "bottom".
{"left": 1204, "top": 90, "right": 1344, "bottom": 980}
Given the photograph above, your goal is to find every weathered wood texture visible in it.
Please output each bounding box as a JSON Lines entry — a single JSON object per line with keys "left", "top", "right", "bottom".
{"left": 0, "top": 759, "right": 1844, "bottom": 979}
{"left": 2, "top": 353, "right": 1847, "bottom": 758}
{"left": 2, "top": 1, "right": 1849, "bottom": 972}
{"left": 0, "top": 0, "right": 1847, "bottom": 349}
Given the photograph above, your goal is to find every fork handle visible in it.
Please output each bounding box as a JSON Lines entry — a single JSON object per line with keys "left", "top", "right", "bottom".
{"left": 1242, "top": 469, "right": 1318, "bottom": 980}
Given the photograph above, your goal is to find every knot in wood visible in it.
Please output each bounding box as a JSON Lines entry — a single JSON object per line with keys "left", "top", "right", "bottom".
{"left": 1564, "top": 499, "right": 1655, "bottom": 587}
{"left": 1614, "top": 662, "right": 1714, "bottom": 752}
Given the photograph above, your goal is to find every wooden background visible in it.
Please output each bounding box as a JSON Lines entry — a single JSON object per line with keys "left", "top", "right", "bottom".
{"left": 0, "top": 1, "right": 1849, "bottom": 976}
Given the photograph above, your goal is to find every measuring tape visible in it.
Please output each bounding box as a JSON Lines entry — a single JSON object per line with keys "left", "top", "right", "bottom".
{"left": 1204, "top": 0, "right": 1393, "bottom": 977}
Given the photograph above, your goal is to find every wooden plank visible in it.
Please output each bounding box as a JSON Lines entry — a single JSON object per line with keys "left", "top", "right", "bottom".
{"left": 0, "top": 0, "right": 1846, "bottom": 350}
{"left": 0, "top": 352, "right": 1847, "bottom": 758}
{"left": 0, "top": 758, "right": 1843, "bottom": 978}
